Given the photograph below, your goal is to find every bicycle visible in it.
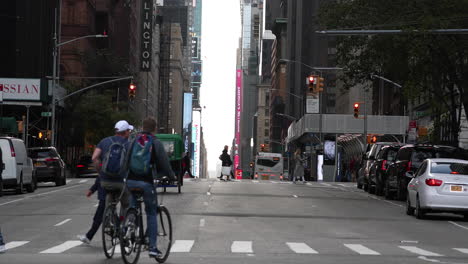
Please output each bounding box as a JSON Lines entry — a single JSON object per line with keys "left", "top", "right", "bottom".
{"left": 120, "top": 177, "right": 173, "bottom": 264}
{"left": 101, "top": 189, "right": 124, "bottom": 259}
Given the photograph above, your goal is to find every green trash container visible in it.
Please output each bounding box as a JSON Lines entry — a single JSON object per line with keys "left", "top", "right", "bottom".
{"left": 242, "top": 171, "right": 251, "bottom": 179}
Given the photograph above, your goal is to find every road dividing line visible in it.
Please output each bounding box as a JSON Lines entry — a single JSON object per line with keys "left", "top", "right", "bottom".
{"left": 293, "top": 195, "right": 298, "bottom": 198}
{"left": 5, "top": 241, "right": 29, "bottom": 250}
{"left": 454, "top": 248, "right": 468, "bottom": 254}
{"left": 54, "top": 218, "right": 71, "bottom": 226}
{"left": 171, "top": 240, "right": 195, "bottom": 253}
{"left": 320, "top": 182, "right": 331, "bottom": 187}
{"left": 0, "top": 184, "right": 83, "bottom": 206}
{"left": 344, "top": 244, "right": 381, "bottom": 255}
{"left": 40, "top": 240, "right": 83, "bottom": 254}
{"left": 231, "top": 241, "right": 253, "bottom": 253}
{"left": 399, "top": 246, "right": 443, "bottom": 256}
{"left": 337, "top": 184, "right": 348, "bottom": 187}
{"left": 448, "top": 221, "right": 468, "bottom": 231}
{"left": 206, "top": 192, "right": 211, "bottom": 196}
{"left": 66, "top": 180, "right": 72, "bottom": 184}
{"left": 79, "top": 179, "right": 88, "bottom": 183}
{"left": 199, "top": 218, "right": 205, "bottom": 227}
{"left": 114, "top": 245, "right": 121, "bottom": 254}
{"left": 286, "top": 242, "right": 318, "bottom": 254}
{"left": 252, "top": 180, "right": 259, "bottom": 183}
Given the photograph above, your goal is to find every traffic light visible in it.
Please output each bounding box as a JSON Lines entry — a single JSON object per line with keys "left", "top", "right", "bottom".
{"left": 260, "top": 144, "right": 265, "bottom": 152}
{"left": 307, "top": 75, "right": 316, "bottom": 94}
{"left": 353, "top": 103, "right": 360, "bottom": 118}
{"left": 38, "top": 131, "right": 43, "bottom": 139}
{"left": 316, "top": 77, "right": 324, "bottom": 93}
{"left": 129, "top": 82, "right": 136, "bottom": 100}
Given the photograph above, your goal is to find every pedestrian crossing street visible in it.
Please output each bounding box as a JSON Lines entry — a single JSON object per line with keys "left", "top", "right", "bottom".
{"left": 3, "top": 239, "right": 468, "bottom": 257}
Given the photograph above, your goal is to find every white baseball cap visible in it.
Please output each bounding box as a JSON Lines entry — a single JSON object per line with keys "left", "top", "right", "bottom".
{"left": 114, "top": 120, "right": 134, "bottom": 132}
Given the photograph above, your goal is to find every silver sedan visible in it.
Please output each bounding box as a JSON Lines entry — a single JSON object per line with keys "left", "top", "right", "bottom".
{"left": 406, "top": 158, "right": 468, "bottom": 219}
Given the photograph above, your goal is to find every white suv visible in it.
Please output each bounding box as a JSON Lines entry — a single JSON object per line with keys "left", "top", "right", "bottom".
{"left": 0, "top": 137, "right": 36, "bottom": 196}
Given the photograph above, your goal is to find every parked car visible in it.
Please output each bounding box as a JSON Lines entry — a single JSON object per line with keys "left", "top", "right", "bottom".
{"left": 0, "top": 137, "right": 36, "bottom": 196}
{"left": 28, "top": 147, "right": 66, "bottom": 186}
{"left": 367, "top": 145, "right": 402, "bottom": 195}
{"left": 359, "top": 142, "right": 399, "bottom": 191}
{"left": 75, "top": 155, "right": 98, "bottom": 178}
{"left": 406, "top": 158, "right": 468, "bottom": 219}
{"left": 385, "top": 144, "right": 464, "bottom": 200}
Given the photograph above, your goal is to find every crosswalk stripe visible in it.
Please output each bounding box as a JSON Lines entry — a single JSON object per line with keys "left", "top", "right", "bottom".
{"left": 231, "top": 241, "right": 253, "bottom": 253}
{"left": 40, "top": 240, "right": 83, "bottom": 254}
{"left": 344, "top": 244, "right": 381, "bottom": 255}
{"left": 453, "top": 248, "right": 468, "bottom": 254}
{"left": 114, "top": 245, "right": 121, "bottom": 254}
{"left": 5, "top": 241, "right": 29, "bottom": 250}
{"left": 399, "top": 246, "right": 443, "bottom": 256}
{"left": 171, "top": 240, "right": 195, "bottom": 253}
{"left": 286, "top": 242, "right": 318, "bottom": 254}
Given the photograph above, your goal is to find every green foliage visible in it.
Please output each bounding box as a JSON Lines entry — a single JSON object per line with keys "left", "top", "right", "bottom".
{"left": 319, "top": 0, "right": 468, "bottom": 144}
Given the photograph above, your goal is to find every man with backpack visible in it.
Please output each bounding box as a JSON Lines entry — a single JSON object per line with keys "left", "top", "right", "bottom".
{"left": 126, "top": 117, "right": 175, "bottom": 258}
{"left": 92, "top": 120, "right": 133, "bottom": 212}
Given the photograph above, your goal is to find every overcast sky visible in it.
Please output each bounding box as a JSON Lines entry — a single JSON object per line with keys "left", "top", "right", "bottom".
{"left": 199, "top": 0, "right": 241, "bottom": 176}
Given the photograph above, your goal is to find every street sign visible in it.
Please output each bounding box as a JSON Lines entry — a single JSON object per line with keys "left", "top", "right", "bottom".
{"left": 306, "top": 96, "right": 319, "bottom": 113}
{"left": 41, "top": 112, "right": 52, "bottom": 117}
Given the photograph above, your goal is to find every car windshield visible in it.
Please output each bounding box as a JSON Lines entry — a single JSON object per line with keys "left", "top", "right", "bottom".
{"left": 431, "top": 162, "right": 468, "bottom": 175}
{"left": 29, "top": 149, "right": 57, "bottom": 158}
{"left": 256, "top": 158, "right": 279, "bottom": 167}
{"left": 411, "top": 150, "right": 433, "bottom": 167}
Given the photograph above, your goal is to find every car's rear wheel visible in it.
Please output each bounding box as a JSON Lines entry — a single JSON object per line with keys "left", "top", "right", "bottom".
{"left": 26, "top": 174, "right": 37, "bottom": 193}
{"left": 16, "top": 174, "right": 25, "bottom": 194}
{"left": 406, "top": 196, "right": 415, "bottom": 215}
{"left": 415, "top": 195, "right": 426, "bottom": 219}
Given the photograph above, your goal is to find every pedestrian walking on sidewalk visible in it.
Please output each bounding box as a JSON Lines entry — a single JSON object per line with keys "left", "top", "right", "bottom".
{"left": 77, "top": 177, "right": 106, "bottom": 244}
{"left": 293, "top": 149, "right": 306, "bottom": 184}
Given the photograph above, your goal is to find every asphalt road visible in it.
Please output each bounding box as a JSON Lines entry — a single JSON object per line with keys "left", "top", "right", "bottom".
{"left": 0, "top": 177, "right": 468, "bottom": 264}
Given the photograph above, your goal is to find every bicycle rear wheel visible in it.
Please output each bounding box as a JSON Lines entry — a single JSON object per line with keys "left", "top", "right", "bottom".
{"left": 155, "top": 205, "right": 172, "bottom": 263}
{"left": 121, "top": 208, "right": 143, "bottom": 264}
{"left": 102, "top": 206, "right": 118, "bottom": 259}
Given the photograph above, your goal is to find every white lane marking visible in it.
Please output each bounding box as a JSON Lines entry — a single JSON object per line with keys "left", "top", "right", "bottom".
{"left": 199, "top": 218, "right": 205, "bottom": 227}
{"left": 401, "top": 240, "right": 419, "bottom": 244}
{"left": 206, "top": 192, "right": 211, "bottom": 196}
{"left": 417, "top": 256, "right": 442, "bottom": 263}
{"left": 94, "top": 203, "right": 99, "bottom": 207}
{"left": 5, "top": 241, "right": 29, "bottom": 250}
{"left": 114, "top": 245, "right": 121, "bottom": 254}
{"left": 0, "top": 184, "right": 83, "bottom": 206}
{"left": 231, "top": 241, "right": 253, "bottom": 253}
{"left": 320, "top": 182, "right": 331, "bottom": 187}
{"left": 368, "top": 194, "right": 405, "bottom": 208}
{"left": 344, "top": 244, "right": 381, "bottom": 255}
{"left": 453, "top": 248, "right": 468, "bottom": 254}
{"left": 293, "top": 195, "right": 298, "bottom": 198}
{"left": 79, "top": 179, "right": 88, "bottom": 183}
{"left": 252, "top": 180, "right": 259, "bottom": 183}
{"left": 171, "top": 240, "right": 195, "bottom": 253}
{"left": 448, "top": 221, "right": 468, "bottom": 231}
{"left": 337, "top": 184, "right": 348, "bottom": 187}
{"left": 286, "top": 242, "right": 318, "bottom": 254}
{"left": 399, "top": 246, "right": 443, "bottom": 257}
{"left": 54, "top": 218, "right": 71, "bottom": 226}
{"left": 66, "top": 180, "right": 72, "bottom": 184}
{"left": 40, "top": 240, "right": 83, "bottom": 254}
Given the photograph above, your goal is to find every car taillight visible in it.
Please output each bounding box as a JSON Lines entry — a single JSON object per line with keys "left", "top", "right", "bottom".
{"left": 76, "top": 164, "right": 85, "bottom": 168}
{"left": 45, "top": 158, "right": 59, "bottom": 162}
{"left": 10, "top": 145, "right": 15, "bottom": 157}
{"left": 450, "top": 171, "right": 459, "bottom": 174}
{"left": 425, "top": 178, "right": 443, "bottom": 186}
{"left": 381, "top": 160, "right": 387, "bottom": 171}
{"left": 406, "top": 161, "right": 412, "bottom": 172}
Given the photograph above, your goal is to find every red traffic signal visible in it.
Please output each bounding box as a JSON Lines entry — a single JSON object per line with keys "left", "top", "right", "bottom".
{"left": 353, "top": 103, "right": 360, "bottom": 118}
{"left": 129, "top": 82, "right": 136, "bottom": 99}
{"left": 129, "top": 83, "right": 136, "bottom": 90}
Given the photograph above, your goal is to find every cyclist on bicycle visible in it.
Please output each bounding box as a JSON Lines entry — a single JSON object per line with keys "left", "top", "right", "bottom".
{"left": 126, "top": 117, "right": 175, "bottom": 258}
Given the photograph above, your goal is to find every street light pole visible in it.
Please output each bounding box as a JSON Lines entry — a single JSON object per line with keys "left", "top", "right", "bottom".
{"left": 50, "top": 32, "right": 107, "bottom": 146}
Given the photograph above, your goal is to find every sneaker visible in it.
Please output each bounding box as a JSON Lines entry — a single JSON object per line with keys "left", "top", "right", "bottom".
{"left": 77, "top": 235, "right": 90, "bottom": 244}
{"left": 0, "top": 244, "right": 6, "bottom": 253}
{"left": 148, "top": 248, "right": 163, "bottom": 258}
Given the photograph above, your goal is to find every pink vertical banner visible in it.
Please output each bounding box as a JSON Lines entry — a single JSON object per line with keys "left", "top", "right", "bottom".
{"left": 234, "top": 69, "right": 242, "bottom": 179}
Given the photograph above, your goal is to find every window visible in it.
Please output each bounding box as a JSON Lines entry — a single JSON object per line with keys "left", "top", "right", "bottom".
{"left": 415, "top": 161, "right": 428, "bottom": 177}
{"left": 431, "top": 162, "right": 468, "bottom": 175}
{"left": 397, "top": 148, "right": 411, "bottom": 161}
{"left": 264, "top": 129, "right": 269, "bottom": 137}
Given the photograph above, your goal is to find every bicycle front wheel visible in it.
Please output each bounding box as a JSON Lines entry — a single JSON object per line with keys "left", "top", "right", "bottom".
{"left": 155, "top": 205, "right": 172, "bottom": 263}
{"left": 102, "top": 206, "right": 118, "bottom": 259}
{"left": 121, "top": 208, "right": 143, "bottom": 264}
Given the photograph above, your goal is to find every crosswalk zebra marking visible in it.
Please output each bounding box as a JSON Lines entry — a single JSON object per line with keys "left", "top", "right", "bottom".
{"left": 286, "top": 242, "right": 318, "bottom": 254}
{"left": 344, "top": 244, "right": 381, "bottom": 255}
{"left": 453, "top": 248, "right": 468, "bottom": 254}
{"left": 5, "top": 241, "right": 29, "bottom": 250}
{"left": 231, "top": 241, "right": 253, "bottom": 253}
{"left": 40, "top": 240, "right": 83, "bottom": 254}
{"left": 399, "top": 246, "right": 443, "bottom": 257}
{"left": 171, "top": 240, "right": 195, "bottom": 253}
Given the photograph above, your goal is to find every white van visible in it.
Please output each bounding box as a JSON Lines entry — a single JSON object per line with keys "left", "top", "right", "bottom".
{"left": 0, "top": 137, "right": 36, "bottom": 196}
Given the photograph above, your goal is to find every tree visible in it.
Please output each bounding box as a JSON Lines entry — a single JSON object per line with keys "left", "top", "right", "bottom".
{"left": 319, "top": 0, "right": 468, "bottom": 145}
